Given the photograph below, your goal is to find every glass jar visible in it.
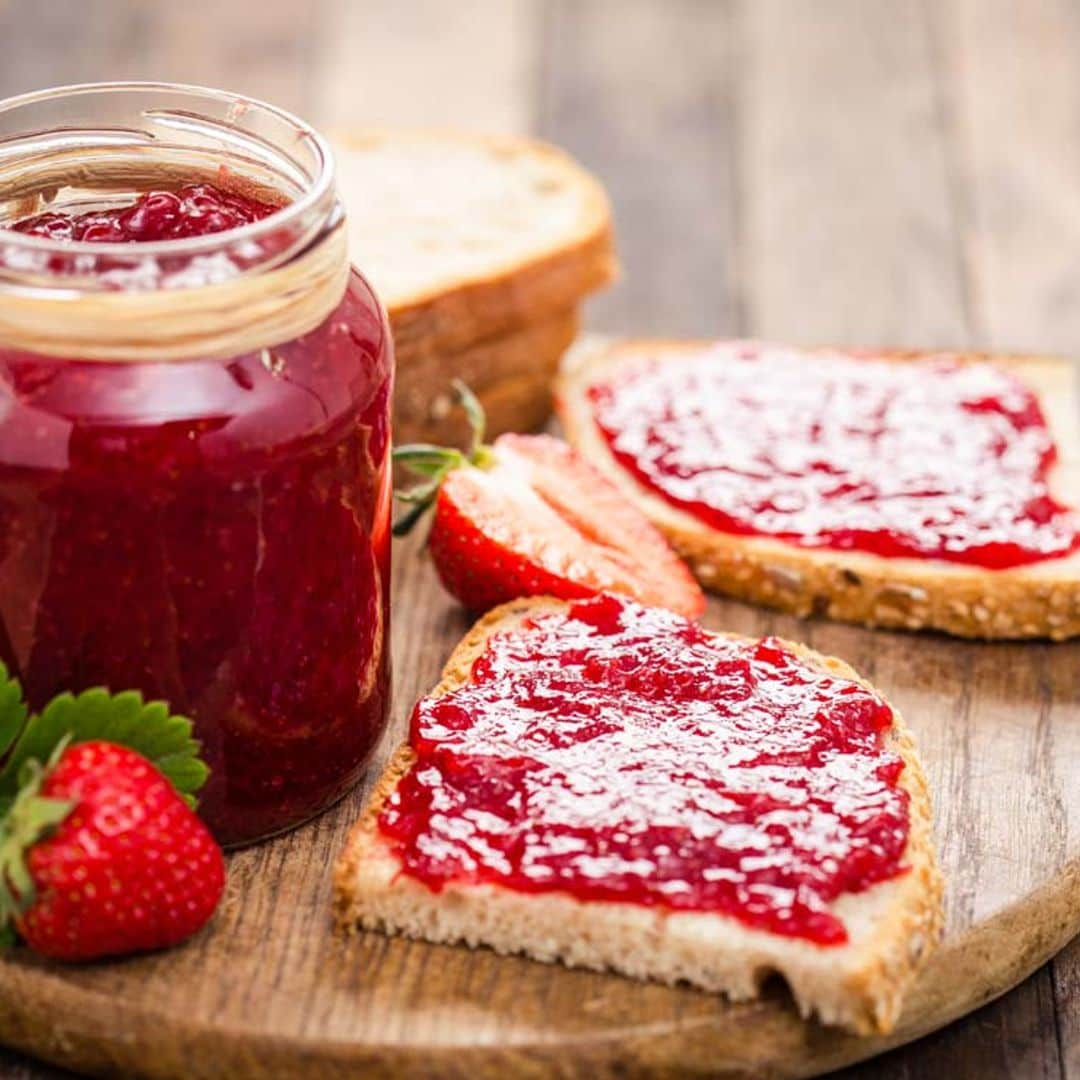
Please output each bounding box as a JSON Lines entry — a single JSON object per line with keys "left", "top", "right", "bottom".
{"left": 0, "top": 83, "right": 393, "bottom": 846}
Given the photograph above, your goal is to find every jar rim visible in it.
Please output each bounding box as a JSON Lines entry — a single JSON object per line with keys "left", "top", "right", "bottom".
{"left": 0, "top": 81, "right": 336, "bottom": 263}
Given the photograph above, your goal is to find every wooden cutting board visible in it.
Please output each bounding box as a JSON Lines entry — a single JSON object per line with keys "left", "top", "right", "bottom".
{"left": 0, "top": 468, "right": 1077, "bottom": 1079}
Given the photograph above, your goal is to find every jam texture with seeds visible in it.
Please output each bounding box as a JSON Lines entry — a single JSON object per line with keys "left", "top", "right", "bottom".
{"left": 378, "top": 593, "right": 910, "bottom": 945}
{"left": 0, "top": 187, "right": 392, "bottom": 846}
{"left": 9, "top": 184, "right": 278, "bottom": 243}
{"left": 586, "top": 344, "right": 1079, "bottom": 569}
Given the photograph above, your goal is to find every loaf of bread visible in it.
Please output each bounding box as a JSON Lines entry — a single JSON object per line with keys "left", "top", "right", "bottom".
{"left": 333, "top": 130, "right": 615, "bottom": 356}
{"left": 393, "top": 308, "right": 578, "bottom": 447}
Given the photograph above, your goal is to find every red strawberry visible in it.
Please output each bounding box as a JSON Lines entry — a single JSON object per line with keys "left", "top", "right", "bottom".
{"left": 1, "top": 740, "right": 225, "bottom": 961}
{"left": 394, "top": 383, "right": 705, "bottom": 618}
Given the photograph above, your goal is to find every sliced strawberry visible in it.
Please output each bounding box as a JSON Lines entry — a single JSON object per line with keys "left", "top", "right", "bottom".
{"left": 394, "top": 383, "right": 704, "bottom": 618}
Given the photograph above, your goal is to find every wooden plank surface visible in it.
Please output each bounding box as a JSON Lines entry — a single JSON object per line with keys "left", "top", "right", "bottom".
{"left": 0, "top": 519, "right": 1077, "bottom": 1078}
{"left": 313, "top": 0, "right": 538, "bottom": 133}
{"left": 739, "top": 0, "right": 970, "bottom": 347}
{"left": 1057, "top": 935, "right": 1080, "bottom": 1077}
{"left": 537, "top": 0, "right": 744, "bottom": 336}
{"left": 0, "top": 0, "right": 1077, "bottom": 1076}
{"left": 0, "top": 0, "right": 318, "bottom": 115}
{"left": 938, "top": 0, "right": 1080, "bottom": 355}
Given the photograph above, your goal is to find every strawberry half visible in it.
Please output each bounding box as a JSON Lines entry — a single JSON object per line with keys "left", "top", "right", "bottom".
{"left": 394, "top": 382, "right": 705, "bottom": 618}
{"left": 1, "top": 736, "right": 225, "bottom": 961}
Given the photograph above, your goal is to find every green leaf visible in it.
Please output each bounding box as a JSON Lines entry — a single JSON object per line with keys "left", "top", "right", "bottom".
{"left": 0, "top": 688, "right": 208, "bottom": 810}
{"left": 0, "top": 758, "right": 74, "bottom": 930}
{"left": 0, "top": 660, "right": 28, "bottom": 761}
{"left": 392, "top": 445, "right": 465, "bottom": 477}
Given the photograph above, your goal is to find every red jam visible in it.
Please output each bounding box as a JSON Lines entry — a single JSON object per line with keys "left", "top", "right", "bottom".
{"left": 586, "top": 344, "right": 1080, "bottom": 569}
{"left": 9, "top": 184, "right": 278, "bottom": 242}
{"left": 378, "top": 593, "right": 910, "bottom": 945}
{"left": 0, "top": 186, "right": 393, "bottom": 846}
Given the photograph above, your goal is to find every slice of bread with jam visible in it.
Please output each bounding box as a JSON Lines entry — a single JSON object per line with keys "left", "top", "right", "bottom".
{"left": 557, "top": 340, "right": 1080, "bottom": 640}
{"left": 336, "top": 595, "right": 943, "bottom": 1035}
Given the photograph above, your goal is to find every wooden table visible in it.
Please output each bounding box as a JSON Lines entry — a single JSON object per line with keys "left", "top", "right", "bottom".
{"left": 0, "top": 0, "right": 1075, "bottom": 1075}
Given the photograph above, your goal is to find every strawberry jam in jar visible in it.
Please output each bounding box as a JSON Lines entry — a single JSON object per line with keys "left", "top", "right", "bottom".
{"left": 0, "top": 84, "right": 393, "bottom": 846}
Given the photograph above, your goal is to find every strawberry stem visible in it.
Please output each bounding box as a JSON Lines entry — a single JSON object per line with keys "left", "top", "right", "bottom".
{"left": 391, "top": 500, "right": 434, "bottom": 537}
{"left": 0, "top": 753, "right": 74, "bottom": 941}
{"left": 393, "top": 446, "right": 466, "bottom": 476}
{"left": 453, "top": 379, "right": 487, "bottom": 458}
{"left": 391, "top": 381, "right": 497, "bottom": 536}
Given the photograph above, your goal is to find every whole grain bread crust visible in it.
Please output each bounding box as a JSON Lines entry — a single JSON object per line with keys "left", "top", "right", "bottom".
{"left": 336, "top": 598, "right": 943, "bottom": 1035}
{"left": 555, "top": 340, "right": 1080, "bottom": 640}
{"left": 333, "top": 131, "right": 617, "bottom": 358}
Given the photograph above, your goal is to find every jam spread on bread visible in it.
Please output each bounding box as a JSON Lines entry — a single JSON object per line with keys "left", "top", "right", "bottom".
{"left": 378, "top": 594, "right": 910, "bottom": 945}
{"left": 585, "top": 344, "right": 1079, "bottom": 569}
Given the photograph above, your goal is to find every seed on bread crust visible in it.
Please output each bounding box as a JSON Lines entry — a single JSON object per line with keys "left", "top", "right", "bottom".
{"left": 556, "top": 340, "right": 1080, "bottom": 641}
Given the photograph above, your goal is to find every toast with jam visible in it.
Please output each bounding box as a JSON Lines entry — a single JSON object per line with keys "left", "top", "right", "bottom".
{"left": 556, "top": 340, "right": 1080, "bottom": 639}
{"left": 336, "top": 595, "right": 942, "bottom": 1035}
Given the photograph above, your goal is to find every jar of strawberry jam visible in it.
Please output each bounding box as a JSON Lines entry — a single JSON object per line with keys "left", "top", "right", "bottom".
{"left": 0, "top": 84, "right": 393, "bottom": 846}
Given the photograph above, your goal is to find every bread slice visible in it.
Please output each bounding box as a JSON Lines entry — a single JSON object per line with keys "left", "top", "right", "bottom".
{"left": 336, "top": 597, "right": 943, "bottom": 1035}
{"left": 394, "top": 307, "right": 578, "bottom": 447}
{"left": 556, "top": 340, "right": 1080, "bottom": 640}
{"left": 332, "top": 131, "right": 616, "bottom": 357}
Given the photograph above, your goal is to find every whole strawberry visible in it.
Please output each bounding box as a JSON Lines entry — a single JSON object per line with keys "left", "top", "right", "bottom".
{"left": 0, "top": 676, "right": 225, "bottom": 962}
{"left": 2, "top": 741, "right": 225, "bottom": 960}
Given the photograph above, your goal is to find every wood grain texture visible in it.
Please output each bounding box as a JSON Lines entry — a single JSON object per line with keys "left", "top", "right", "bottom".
{"left": 1056, "top": 934, "right": 1080, "bottom": 1077}
{"left": 835, "top": 964, "right": 1067, "bottom": 1080}
{"left": 537, "top": 0, "right": 744, "bottom": 337}
{"left": 0, "top": 0, "right": 1077, "bottom": 1075}
{"left": 312, "top": 0, "right": 538, "bottom": 133}
{"left": 0, "top": 512, "right": 1077, "bottom": 1078}
{"left": 740, "top": 0, "right": 970, "bottom": 347}
{"left": 0, "top": 0, "right": 317, "bottom": 116}
{"left": 936, "top": 0, "right": 1080, "bottom": 354}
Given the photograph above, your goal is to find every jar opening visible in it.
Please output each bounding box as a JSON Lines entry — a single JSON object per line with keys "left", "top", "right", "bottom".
{"left": 0, "top": 82, "right": 340, "bottom": 292}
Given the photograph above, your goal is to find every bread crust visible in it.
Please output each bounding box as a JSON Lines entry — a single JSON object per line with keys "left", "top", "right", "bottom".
{"left": 555, "top": 340, "right": 1080, "bottom": 640}
{"left": 333, "top": 131, "right": 617, "bottom": 358}
{"left": 335, "top": 597, "right": 943, "bottom": 1036}
{"left": 394, "top": 308, "right": 578, "bottom": 447}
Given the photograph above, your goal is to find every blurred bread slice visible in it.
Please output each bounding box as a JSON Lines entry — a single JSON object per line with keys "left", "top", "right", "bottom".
{"left": 335, "top": 596, "right": 943, "bottom": 1036}
{"left": 333, "top": 131, "right": 616, "bottom": 357}
{"left": 394, "top": 308, "right": 578, "bottom": 447}
{"left": 557, "top": 340, "right": 1080, "bottom": 640}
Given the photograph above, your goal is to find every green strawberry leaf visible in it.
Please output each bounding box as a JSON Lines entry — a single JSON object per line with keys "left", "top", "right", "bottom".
{"left": 0, "top": 687, "right": 207, "bottom": 815}
{"left": 0, "top": 661, "right": 28, "bottom": 761}
{"left": 393, "top": 445, "right": 465, "bottom": 477}
{"left": 452, "top": 378, "right": 486, "bottom": 456}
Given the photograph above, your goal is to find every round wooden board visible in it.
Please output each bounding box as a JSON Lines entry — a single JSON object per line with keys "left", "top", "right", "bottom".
{"left": 0, "top": 531, "right": 1077, "bottom": 1079}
